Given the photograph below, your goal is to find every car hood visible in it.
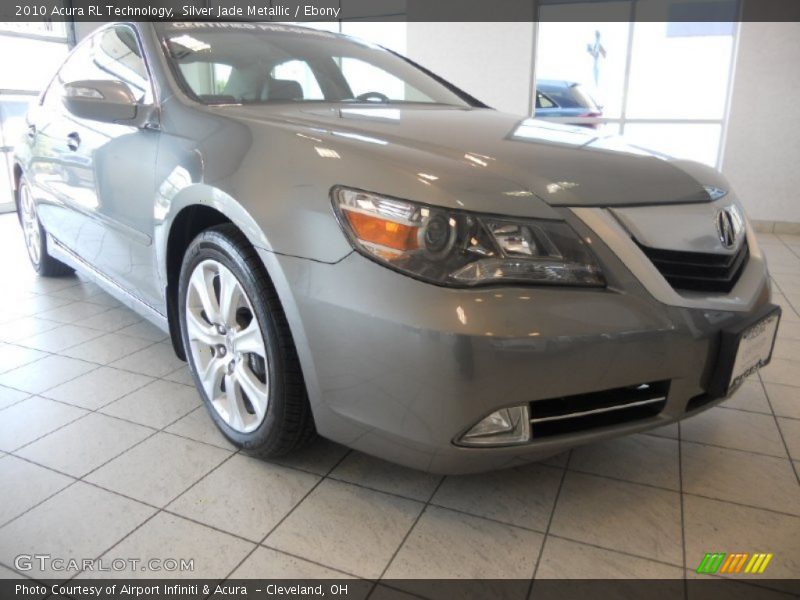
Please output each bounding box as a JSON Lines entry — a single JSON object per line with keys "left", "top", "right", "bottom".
{"left": 216, "top": 104, "right": 727, "bottom": 210}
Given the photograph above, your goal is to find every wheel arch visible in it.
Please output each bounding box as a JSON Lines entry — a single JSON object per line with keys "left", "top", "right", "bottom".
{"left": 164, "top": 204, "right": 233, "bottom": 359}
{"left": 159, "top": 185, "right": 298, "bottom": 364}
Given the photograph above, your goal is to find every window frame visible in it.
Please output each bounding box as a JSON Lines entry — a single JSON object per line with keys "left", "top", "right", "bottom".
{"left": 531, "top": 11, "right": 740, "bottom": 169}
{"left": 41, "top": 23, "right": 158, "bottom": 111}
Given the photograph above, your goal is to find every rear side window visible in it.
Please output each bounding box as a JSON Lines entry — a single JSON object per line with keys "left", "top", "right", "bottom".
{"left": 536, "top": 91, "right": 557, "bottom": 109}
{"left": 44, "top": 25, "right": 151, "bottom": 106}
{"left": 539, "top": 84, "right": 599, "bottom": 110}
{"left": 570, "top": 84, "right": 600, "bottom": 111}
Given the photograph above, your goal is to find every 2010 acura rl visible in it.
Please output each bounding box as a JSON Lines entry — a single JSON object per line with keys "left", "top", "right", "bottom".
{"left": 13, "top": 22, "right": 780, "bottom": 473}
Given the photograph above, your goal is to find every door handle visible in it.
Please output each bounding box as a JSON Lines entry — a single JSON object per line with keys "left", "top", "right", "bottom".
{"left": 66, "top": 132, "right": 81, "bottom": 151}
{"left": 27, "top": 124, "right": 36, "bottom": 140}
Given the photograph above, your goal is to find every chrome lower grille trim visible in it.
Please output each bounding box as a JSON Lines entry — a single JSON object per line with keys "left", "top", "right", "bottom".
{"left": 528, "top": 380, "right": 670, "bottom": 437}
{"left": 530, "top": 396, "right": 667, "bottom": 425}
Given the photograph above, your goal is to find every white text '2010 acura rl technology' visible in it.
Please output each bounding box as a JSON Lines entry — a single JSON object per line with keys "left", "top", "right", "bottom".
{"left": 14, "top": 22, "right": 780, "bottom": 473}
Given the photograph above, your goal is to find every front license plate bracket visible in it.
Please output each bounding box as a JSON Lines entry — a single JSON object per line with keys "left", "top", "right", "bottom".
{"left": 707, "top": 303, "right": 781, "bottom": 399}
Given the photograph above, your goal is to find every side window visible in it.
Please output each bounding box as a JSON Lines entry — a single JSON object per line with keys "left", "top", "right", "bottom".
{"left": 41, "top": 42, "right": 91, "bottom": 108}
{"left": 49, "top": 25, "right": 150, "bottom": 105}
{"left": 536, "top": 92, "right": 556, "bottom": 109}
{"left": 271, "top": 60, "right": 324, "bottom": 100}
{"left": 92, "top": 26, "right": 149, "bottom": 102}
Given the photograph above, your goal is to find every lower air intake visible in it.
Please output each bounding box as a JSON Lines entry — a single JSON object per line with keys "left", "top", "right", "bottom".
{"left": 529, "top": 381, "right": 669, "bottom": 437}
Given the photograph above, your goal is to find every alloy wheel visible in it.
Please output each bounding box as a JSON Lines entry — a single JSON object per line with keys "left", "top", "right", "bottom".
{"left": 19, "top": 184, "right": 41, "bottom": 266}
{"left": 185, "top": 259, "right": 269, "bottom": 433}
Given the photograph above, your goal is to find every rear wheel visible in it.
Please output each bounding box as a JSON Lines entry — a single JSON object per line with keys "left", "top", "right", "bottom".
{"left": 178, "top": 224, "right": 315, "bottom": 456}
{"left": 17, "top": 177, "right": 74, "bottom": 277}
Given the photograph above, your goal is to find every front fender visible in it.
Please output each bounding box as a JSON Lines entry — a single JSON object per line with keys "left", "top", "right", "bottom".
{"left": 155, "top": 182, "right": 276, "bottom": 285}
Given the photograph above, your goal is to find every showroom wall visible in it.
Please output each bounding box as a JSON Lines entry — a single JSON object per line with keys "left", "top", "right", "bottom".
{"left": 720, "top": 21, "right": 800, "bottom": 228}
{"left": 406, "top": 22, "right": 535, "bottom": 115}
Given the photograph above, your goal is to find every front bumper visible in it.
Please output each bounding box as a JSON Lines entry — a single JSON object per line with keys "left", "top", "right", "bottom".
{"left": 257, "top": 229, "right": 771, "bottom": 474}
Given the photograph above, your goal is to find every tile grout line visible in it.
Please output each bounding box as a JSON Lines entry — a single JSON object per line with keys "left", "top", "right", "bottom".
{"left": 2, "top": 229, "right": 799, "bottom": 582}
{"left": 6, "top": 420, "right": 800, "bottom": 559}
{"left": 677, "top": 422, "right": 689, "bottom": 599}
{"left": 756, "top": 371, "right": 800, "bottom": 486}
{"left": 63, "top": 408, "right": 246, "bottom": 583}
{"left": 258, "top": 543, "right": 366, "bottom": 580}
{"left": 369, "top": 474, "right": 447, "bottom": 592}
{"left": 723, "top": 406, "right": 800, "bottom": 421}
{"left": 64, "top": 454, "right": 247, "bottom": 583}
{"left": 769, "top": 236, "right": 800, "bottom": 316}
{"left": 12, "top": 415, "right": 800, "bottom": 576}
{"left": 6, "top": 367, "right": 163, "bottom": 454}
{"left": 0, "top": 334, "right": 177, "bottom": 455}
{"left": 656, "top": 430, "right": 796, "bottom": 460}
{"left": 530, "top": 450, "right": 572, "bottom": 586}
{"left": 0, "top": 378, "right": 226, "bottom": 542}
{"left": 0, "top": 344, "right": 195, "bottom": 410}
{"left": 0, "top": 336, "right": 174, "bottom": 385}
{"left": 11, "top": 300, "right": 122, "bottom": 347}
{"left": 544, "top": 532, "right": 685, "bottom": 570}
{"left": 220, "top": 449, "right": 354, "bottom": 583}
{"left": 0, "top": 477, "right": 80, "bottom": 531}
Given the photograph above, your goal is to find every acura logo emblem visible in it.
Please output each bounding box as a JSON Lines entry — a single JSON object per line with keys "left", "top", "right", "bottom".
{"left": 716, "top": 208, "right": 737, "bottom": 249}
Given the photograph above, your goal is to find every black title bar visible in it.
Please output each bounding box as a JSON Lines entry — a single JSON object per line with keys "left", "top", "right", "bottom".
{"left": 4, "top": 578, "right": 800, "bottom": 600}
{"left": 1, "top": 0, "right": 800, "bottom": 22}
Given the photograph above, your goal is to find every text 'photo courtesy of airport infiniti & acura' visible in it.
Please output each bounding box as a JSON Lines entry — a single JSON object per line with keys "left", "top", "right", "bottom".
{"left": 13, "top": 22, "right": 781, "bottom": 473}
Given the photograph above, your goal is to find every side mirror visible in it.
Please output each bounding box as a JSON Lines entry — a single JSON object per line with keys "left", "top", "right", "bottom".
{"left": 62, "top": 80, "right": 138, "bottom": 124}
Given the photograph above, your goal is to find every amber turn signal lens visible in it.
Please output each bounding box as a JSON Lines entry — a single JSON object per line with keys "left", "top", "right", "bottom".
{"left": 343, "top": 210, "right": 419, "bottom": 252}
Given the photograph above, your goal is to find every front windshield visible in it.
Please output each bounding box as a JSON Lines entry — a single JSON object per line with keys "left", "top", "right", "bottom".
{"left": 157, "top": 23, "right": 471, "bottom": 107}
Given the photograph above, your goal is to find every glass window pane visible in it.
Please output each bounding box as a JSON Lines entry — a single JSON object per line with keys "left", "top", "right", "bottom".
{"left": 536, "top": 3, "right": 632, "bottom": 119}
{"left": 0, "top": 35, "right": 68, "bottom": 91}
{"left": 272, "top": 60, "right": 325, "bottom": 100}
{"left": 626, "top": 21, "right": 734, "bottom": 119}
{"left": 0, "top": 95, "right": 37, "bottom": 208}
{"left": 0, "top": 22, "right": 67, "bottom": 38}
{"left": 92, "top": 27, "right": 150, "bottom": 102}
{"left": 622, "top": 123, "right": 722, "bottom": 166}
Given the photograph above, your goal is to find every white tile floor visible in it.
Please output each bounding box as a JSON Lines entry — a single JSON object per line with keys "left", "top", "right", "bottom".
{"left": 0, "top": 213, "right": 798, "bottom": 590}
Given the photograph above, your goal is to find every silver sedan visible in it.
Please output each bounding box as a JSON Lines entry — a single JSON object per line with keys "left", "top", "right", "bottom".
{"left": 13, "top": 22, "right": 779, "bottom": 473}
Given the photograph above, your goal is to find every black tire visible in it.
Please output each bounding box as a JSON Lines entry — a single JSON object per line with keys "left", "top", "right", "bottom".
{"left": 178, "top": 224, "right": 316, "bottom": 456}
{"left": 16, "top": 176, "right": 74, "bottom": 277}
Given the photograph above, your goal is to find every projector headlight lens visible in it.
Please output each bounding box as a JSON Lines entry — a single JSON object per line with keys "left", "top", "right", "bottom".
{"left": 332, "top": 187, "right": 605, "bottom": 287}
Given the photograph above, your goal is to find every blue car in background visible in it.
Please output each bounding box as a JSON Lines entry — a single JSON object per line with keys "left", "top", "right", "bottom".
{"left": 535, "top": 80, "right": 603, "bottom": 128}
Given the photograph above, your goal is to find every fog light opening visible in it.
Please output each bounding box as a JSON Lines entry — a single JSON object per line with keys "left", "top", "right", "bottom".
{"left": 457, "top": 405, "right": 530, "bottom": 447}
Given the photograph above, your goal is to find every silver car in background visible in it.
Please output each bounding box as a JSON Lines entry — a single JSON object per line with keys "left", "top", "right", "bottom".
{"left": 13, "top": 22, "right": 780, "bottom": 473}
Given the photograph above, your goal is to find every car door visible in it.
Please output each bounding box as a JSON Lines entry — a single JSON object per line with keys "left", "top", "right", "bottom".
{"left": 37, "top": 25, "right": 162, "bottom": 308}
{"left": 28, "top": 40, "right": 96, "bottom": 255}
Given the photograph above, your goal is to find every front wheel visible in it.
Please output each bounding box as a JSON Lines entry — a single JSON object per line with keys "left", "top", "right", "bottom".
{"left": 17, "top": 178, "right": 74, "bottom": 277}
{"left": 178, "top": 224, "right": 315, "bottom": 456}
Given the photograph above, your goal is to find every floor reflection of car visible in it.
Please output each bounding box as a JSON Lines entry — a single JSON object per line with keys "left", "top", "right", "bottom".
{"left": 535, "top": 80, "right": 603, "bottom": 128}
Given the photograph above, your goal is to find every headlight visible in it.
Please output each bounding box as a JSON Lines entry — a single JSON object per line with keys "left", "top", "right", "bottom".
{"left": 332, "top": 187, "right": 605, "bottom": 287}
